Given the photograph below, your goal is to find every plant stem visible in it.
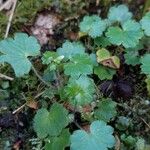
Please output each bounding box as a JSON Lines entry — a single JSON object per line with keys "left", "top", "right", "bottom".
{"left": 0, "top": 73, "right": 14, "bottom": 81}
{"left": 31, "top": 64, "right": 52, "bottom": 88}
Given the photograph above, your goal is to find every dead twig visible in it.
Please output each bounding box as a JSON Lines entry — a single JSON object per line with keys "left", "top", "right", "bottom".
{"left": 115, "top": 134, "right": 121, "bottom": 150}
{"left": 12, "top": 91, "right": 44, "bottom": 114}
{"left": 12, "top": 103, "right": 26, "bottom": 114}
{"left": 0, "top": 72, "right": 14, "bottom": 81}
{"left": 140, "top": 117, "right": 150, "bottom": 129}
{"left": 5, "top": 0, "right": 17, "bottom": 38}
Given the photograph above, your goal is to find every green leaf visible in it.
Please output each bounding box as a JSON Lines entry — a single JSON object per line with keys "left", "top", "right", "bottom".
{"left": 0, "top": 33, "right": 40, "bottom": 77}
{"left": 64, "top": 54, "right": 93, "bottom": 78}
{"left": 108, "top": 4, "right": 132, "bottom": 24}
{"left": 121, "top": 134, "right": 136, "bottom": 148}
{"left": 79, "top": 15, "right": 106, "bottom": 38}
{"left": 140, "top": 12, "right": 150, "bottom": 36}
{"left": 116, "top": 116, "right": 131, "bottom": 131}
{"left": 106, "top": 20, "right": 143, "bottom": 48}
{"left": 136, "top": 138, "right": 146, "bottom": 150}
{"left": 42, "top": 51, "right": 58, "bottom": 65}
{"left": 145, "top": 76, "right": 150, "bottom": 96}
{"left": 45, "top": 129, "right": 70, "bottom": 150}
{"left": 94, "top": 98, "right": 117, "bottom": 122}
{"left": 94, "top": 65, "right": 116, "bottom": 80}
{"left": 70, "top": 120, "right": 116, "bottom": 150}
{"left": 140, "top": 54, "right": 150, "bottom": 75}
{"left": 89, "top": 53, "right": 98, "bottom": 66}
{"left": 124, "top": 50, "right": 140, "bottom": 66}
{"left": 64, "top": 76, "right": 95, "bottom": 106}
{"left": 94, "top": 36, "right": 111, "bottom": 47}
{"left": 124, "top": 43, "right": 143, "bottom": 66}
{"left": 33, "top": 103, "right": 69, "bottom": 138}
{"left": 57, "top": 41, "right": 85, "bottom": 59}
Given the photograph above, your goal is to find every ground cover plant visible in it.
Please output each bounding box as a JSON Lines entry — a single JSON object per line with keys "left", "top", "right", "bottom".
{"left": 0, "top": 0, "right": 150, "bottom": 150}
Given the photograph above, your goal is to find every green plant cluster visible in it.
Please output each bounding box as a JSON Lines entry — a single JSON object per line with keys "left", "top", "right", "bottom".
{"left": 0, "top": 4, "right": 150, "bottom": 150}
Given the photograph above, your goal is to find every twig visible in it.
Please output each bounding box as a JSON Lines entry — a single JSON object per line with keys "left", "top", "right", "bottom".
{"left": 0, "top": 0, "right": 13, "bottom": 11}
{"left": 5, "top": 0, "right": 17, "bottom": 38}
{"left": 34, "top": 91, "right": 44, "bottom": 99}
{"left": 140, "top": 117, "right": 150, "bottom": 129}
{"left": 31, "top": 64, "right": 52, "bottom": 88}
{"left": 12, "top": 91, "right": 44, "bottom": 114}
{"left": 115, "top": 134, "right": 121, "bottom": 150}
{"left": 0, "top": 72, "right": 14, "bottom": 81}
{"left": 12, "top": 103, "right": 26, "bottom": 114}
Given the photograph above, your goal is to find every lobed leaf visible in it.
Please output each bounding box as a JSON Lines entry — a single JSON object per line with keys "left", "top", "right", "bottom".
{"left": 94, "top": 98, "right": 117, "bottom": 122}
{"left": 64, "top": 54, "right": 93, "bottom": 78}
{"left": 140, "top": 12, "right": 150, "bottom": 36}
{"left": 45, "top": 129, "right": 70, "bottom": 150}
{"left": 124, "top": 50, "right": 140, "bottom": 66}
{"left": 33, "top": 103, "right": 69, "bottom": 138}
{"left": 70, "top": 120, "right": 116, "bottom": 150}
{"left": 0, "top": 33, "right": 40, "bottom": 77}
{"left": 57, "top": 41, "right": 85, "bottom": 59}
{"left": 140, "top": 54, "right": 150, "bottom": 75}
{"left": 94, "top": 65, "right": 116, "bottom": 80}
{"left": 94, "top": 36, "right": 111, "bottom": 47}
{"left": 79, "top": 15, "right": 106, "bottom": 38}
{"left": 106, "top": 20, "right": 143, "bottom": 48}
{"left": 108, "top": 4, "right": 132, "bottom": 24}
{"left": 64, "top": 76, "right": 95, "bottom": 106}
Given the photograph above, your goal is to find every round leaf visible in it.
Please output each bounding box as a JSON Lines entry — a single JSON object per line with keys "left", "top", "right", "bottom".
{"left": 71, "top": 120, "right": 116, "bottom": 150}
{"left": 79, "top": 15, "right": 106, "bottom": 38}
{"left": 108, "top": 4, "right": 132, "bottom": 24}
{"left": 0, "top": 33, "right": 40, "bottom": 77}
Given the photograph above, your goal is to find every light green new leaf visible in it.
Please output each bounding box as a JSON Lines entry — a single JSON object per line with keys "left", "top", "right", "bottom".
{"left": 64, "top": 76, "right": 95, "bottom": 106}
{"left": 94, "top": 65, "right": 116, "bottom": 80}
{"left": 42, "top": 51, "right": 58, "bottom": 65}
{"left": 140, "top": 12, "right": 150, "bottom": 36}
{"left": 45, "top": 129, "right": 70, "bottom": 150}
{"left": 57, "top": 41, "right": 85, "bottom": 59}
{"left": 64, "top": 54, "right": 93, "bottom": 78}
{"left": 79, "top": 15, "right": 106, "bottom": 38}
{"left": 96, "top": 48, "right": 111, "bottom": 62}
{"left": 70, "top": 120, "right": 116, "bottom": 150}
{"left": 108, "top": 4, "right": 132, "bottom": 24}
{"left": 140, "top": 54, "right": 150, "bottom": 75}
{"left": 33, "top": 103, "right": 69, "bottom": 138}
{"left": 94, "top": 98, "right": 117, "bottom": 122}
{"left": 0, "top": 33, "right": 40, "bottom": 77}
{"left": 106, "top": 20, "right": 143, "bottom": 48}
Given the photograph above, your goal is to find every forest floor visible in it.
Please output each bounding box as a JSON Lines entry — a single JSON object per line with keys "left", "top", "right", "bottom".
{"left": 0, "top": 0, "right": 150, "bottom": 150}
